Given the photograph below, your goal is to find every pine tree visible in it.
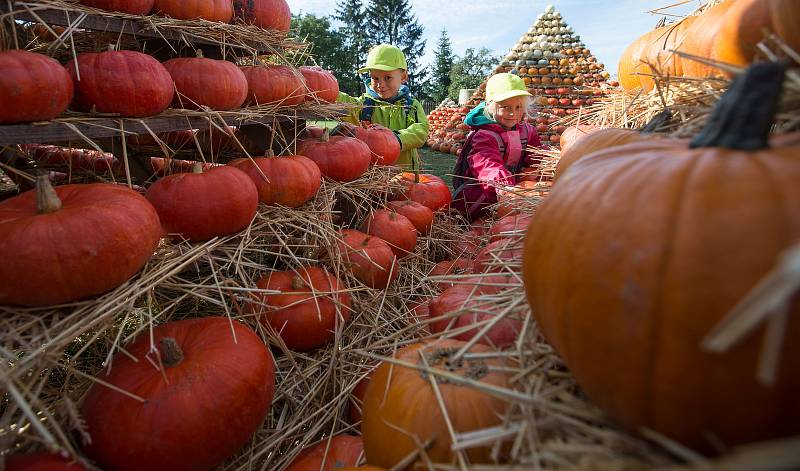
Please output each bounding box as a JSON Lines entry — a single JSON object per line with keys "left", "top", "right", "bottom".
{"left": 364, "top": 0, "right": 427, "bottom": 93}
{"left": 334, "top": 0, "right": 369, "bottom": 92}
{"left": 291, "top": 14, "right": 360, "bottom": 95}
{"left": 447, "top": 48, "right": 499, "bottom": 100}
{"left": 432, "top": 29, "right": 454, "bottom": 103}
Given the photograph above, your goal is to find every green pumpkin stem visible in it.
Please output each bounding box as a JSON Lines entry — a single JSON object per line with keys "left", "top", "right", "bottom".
{"left": 192, "top": 162, "right": 204, "bottom": 174}
{"left": 36, "top": 173, "right": 62, "bottom": 214}
{"left": 690, "top": 62, "right": 788, "bottom": 151}
{"left": 160, "top": 337, "right": 184, "bottom": 368}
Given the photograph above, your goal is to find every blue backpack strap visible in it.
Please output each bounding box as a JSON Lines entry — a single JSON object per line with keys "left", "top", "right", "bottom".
{"left": 359, "top": 96, "right": 378, "bottom": 123}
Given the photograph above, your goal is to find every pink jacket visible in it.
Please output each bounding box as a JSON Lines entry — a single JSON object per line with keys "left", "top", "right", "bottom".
{"left": 452, "top": 121, "right": 542, "bottom": 221}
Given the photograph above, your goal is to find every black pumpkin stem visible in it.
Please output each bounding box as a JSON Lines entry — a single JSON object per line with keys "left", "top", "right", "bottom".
{"left": 160, "top": 338, "right": 184, "bottom": 368}
{"left": 690, "top": 62, "right": 788, "bottom": 150}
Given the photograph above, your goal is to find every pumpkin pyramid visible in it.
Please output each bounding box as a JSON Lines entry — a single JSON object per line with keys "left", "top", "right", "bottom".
{"left": 431, "top": 4, "right": 613, "bottom": 152}
{"left": 427, "top": 98, "right": 470, "bottom": 154}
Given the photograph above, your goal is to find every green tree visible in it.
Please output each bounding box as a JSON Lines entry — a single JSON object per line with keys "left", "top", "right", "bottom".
{"left": 431, "top": 29, "right": 454, "bottom": 103}
{"left": 364, "top": 0, "right": 427, "bottom": 93}
{"left": 334, "top": 0, "right": 369, "bottom": 77}
{"left": 447, "top": 47, "right": 499, "bottom": 101}
{"left": 290, "top": 14, "right": 360, "bottom": 95}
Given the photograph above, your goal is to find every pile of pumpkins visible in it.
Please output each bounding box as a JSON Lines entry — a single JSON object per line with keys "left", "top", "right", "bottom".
{"left": 0, "top": 46, "right": 338, "bottom": 125}
{"left": 426, "top": 101, "right": 470, "bottom": 155}
{"left": 75, "top": 0, "right": 291, "bottom": 32}
{"left": 619, "top": 0, "right": 800, "bottom": 91}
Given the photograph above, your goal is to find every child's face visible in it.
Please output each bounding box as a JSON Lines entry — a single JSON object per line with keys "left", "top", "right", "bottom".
{"left": 369, "top": 69, "right": 408, "bottom": 100}
{"left": 494, "top": 96, "right": 528, "bottom": 129}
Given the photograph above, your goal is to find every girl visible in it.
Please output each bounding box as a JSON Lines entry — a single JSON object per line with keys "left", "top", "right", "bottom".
{"left": 451, "top": 73, "right": 544, "bottom": 222}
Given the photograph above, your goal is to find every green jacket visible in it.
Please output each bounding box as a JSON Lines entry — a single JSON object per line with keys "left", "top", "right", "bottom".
{"left": 337, "top": 92, "right": 429, "bottom": 172}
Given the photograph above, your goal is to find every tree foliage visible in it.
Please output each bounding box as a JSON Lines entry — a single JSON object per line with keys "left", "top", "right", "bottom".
{"left": 291, "top": 14, "right": 360, "bottom": 95}
{"left": 364, "top": 0, "right": 427, "bottom": 93}
{"left": 334, "top": 0, "right": 369, "bottom": 93}
{"left": 431, "top": 29, "right": 454, "bottom": 103}
{"left": 447, "top": 47, "right": 499, "bottom": 100}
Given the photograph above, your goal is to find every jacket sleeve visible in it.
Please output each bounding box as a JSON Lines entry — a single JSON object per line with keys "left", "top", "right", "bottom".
{"left": 395, "top": 99, "right": 430, "bottom": 151}
{"left": 522, "top": 122, "right": 545, "bottom": 169}
{"left": 337, "top": 92, "right": 364, "bottom": 125}
{"left": 468, "top": 131, "right": 514, "bottom": 190}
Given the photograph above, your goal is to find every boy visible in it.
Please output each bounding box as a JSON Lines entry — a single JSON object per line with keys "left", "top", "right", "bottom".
{"left": 338, "top": 44, "right": 429, "bottom": 172}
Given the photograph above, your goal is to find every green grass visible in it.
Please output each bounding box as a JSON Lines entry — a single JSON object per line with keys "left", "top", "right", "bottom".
{"left": 420, "top": 146, "right": 457, "bottom": 188}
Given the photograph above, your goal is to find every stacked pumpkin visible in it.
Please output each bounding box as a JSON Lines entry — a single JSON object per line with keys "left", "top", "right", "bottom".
{"left": 618, "top": 0, "right": 800, "bottom": 91}
{"left": 426, "top": 99, "right": 472, "bottom": 154}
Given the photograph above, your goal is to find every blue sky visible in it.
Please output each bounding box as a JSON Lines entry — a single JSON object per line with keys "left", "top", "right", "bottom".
{"left": 286, "top": 0, "right": 702, "bottom": 79}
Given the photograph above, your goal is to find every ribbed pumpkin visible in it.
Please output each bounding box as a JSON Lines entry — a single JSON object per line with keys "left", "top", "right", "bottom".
{"left": 336, "top": 229, "right": 398, "bottom": 290}
{"left": 285, "top": 435, "right": 363, "bottom": 471}
{"left": 247, "top": 266, "right": 352, "bottom": 351}
{"left": 714, "top": 0, "right": 800, "bottom": 73}
{"left": 164, "top": 51, "right": 248, "bottom": 111}
{"left": 428, "top": 259, "right": 472, "bottom": 291}
{"left": 676, "top": 1, "right": 736, "bottom": 78}
{"left": 618, "top": 26, "right": 668, "bottom": 92}
{"left": 23, "top": 144, "right": 118, "bottom": 175}
{"left": 489, "top": 214, "right": 533, "bottom": 243}
{"left": 77, "top": 0, "right": 154, "bottom": 14}
{"left": 229, "top": 152, "right": 321, "bottom": 207}
{"left": 559, "top": 124, "right": 599, "bottom": 153}
{"left": 473, "top": 238, "right": 524, "bottom": 274}
{"left": 298, "top": 131, "right": 371, "bottom": 182}
{"left": 644, "top": 16, "right": 698, "bottom": 80}
{"left": 353, "top": 124, "right": 401, "bottom": 166}
{"left": 82, "top": 317, "right": 275, "bottom": 471}
{"left": 240, "top": 64, "right": 305, "bottom": 106}
{"left": 386, "top": 200, "right": 433, "bottom": 235}
{"left": 67, "top": 49, "right": 173, "bottom": 117}
{"left": 233, "top": 0, "right": 291, "bottom": 32}
{"left": 522, "top": 64, "right": 800, "bottom": 452}
{"left": 0, "top": 50, "right": 73, "bottom": 124}
{"left": 0, "top": 176, "right": 161, "bottom": 307}
{"left": 393, "top": 173, "right": 451, "bottom": 212}
{"left": 495, "top": 181, "right": 542, "bottom": 218}
{"left": 145, "top": 164, "right": 258, "bottom": 241}
{"left": 300, "top": 66, "right": 340, "bottom": 103}
{"left": 359, "top": 209, "right": 417, "bottom": 258}
{"left": 362, "top": 339, "right": 509, "bottom": 468}
{"left": 554, "top": 128, "right": 651, "bottom": 180}
{"left": 152, "top": 0, "right": 233, "bottom": 22}
{"left": 6, "top": 453, "right": 88, "bottom": 471}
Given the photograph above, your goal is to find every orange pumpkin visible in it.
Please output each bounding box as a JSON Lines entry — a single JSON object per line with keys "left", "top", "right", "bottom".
{"left": 5, "top": 453, "right": 88, "bottom": 470}
{"left": 229, "top": 153, "right": 321, "bottom": 207}
{"left": 676, "top": 1, "right": 736, "bottom": 78}
{"left": 0, "top": 50, "right": 73, "bottom": 124}
{"left": 359, "top": 209, "right": 417, "bottom": 258}
{"left": 298, "top": 131, "right": 372, "bottom": 182}
{"left": 233, "top": 0, "right": 291, "bottom": 32}
{"left": 523, "top": 63, "right": 800, "bottom": 452}
{"left": 152, "top": 0, "right": 233, "bottom": 22}
{"left": 240, "top": 64, "right": 305, "bottom": 106}
{"left": 554, "top": 128, "right": 651, "bottom": 180}
{"left": 336, "top": 229, "right": 398, "bottom": 290}
{"left": 362, "top": 339, "right": 509, "bottom": 468}
{"left": 300, "top": 66, "right": 340, "bottom": 103}
{"left": 428, "top": 258, "right": 472, "bottom": 291}
{"left": 714, "top": 0, "right": 800, "bottom": 73}
{"left": 618, "top": 26, "right": 668, "bottom": 92}
{"left": 559, "top": 124, "right": 600, "bottom": 153}
{"left": 285, "top": 435, "right": 363, "bottom": 471}
{"left": 386, "top": 200, "right": 433, "bottom": 235}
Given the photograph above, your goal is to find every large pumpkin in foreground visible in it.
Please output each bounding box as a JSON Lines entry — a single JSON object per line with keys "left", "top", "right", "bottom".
{"left": 6, "top": 453, "right": 88, "bottom": 470}
{"left": 82, "top": 317, "right": 275, "bottom": 471}
{"left": 0, "top": 176, "right": 161, "bottom": 306}
{"left": 522, "top": 64, "right": 800, "bottom": 453}
{"left": 0, "top": 50, "right": 73, "bottom": 124}
{"left": 362, "top": 339, "right": 508, "bottom": 468}
{"left": 285, "top": 434, "right": 363, "bottom": 471}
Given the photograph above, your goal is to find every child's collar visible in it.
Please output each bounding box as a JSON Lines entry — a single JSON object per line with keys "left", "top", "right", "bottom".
{"left": 364, "top": 83, "right": 411, "bottom": 104}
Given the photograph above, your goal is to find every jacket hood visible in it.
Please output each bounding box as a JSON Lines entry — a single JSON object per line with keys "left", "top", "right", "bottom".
{"left": 464, "top": 102, "right": 496, "bottom": 127}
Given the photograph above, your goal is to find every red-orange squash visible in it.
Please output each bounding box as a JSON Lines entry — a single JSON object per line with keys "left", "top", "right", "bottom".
{"left": 386, "top": 200, "right": 433, "bottom": 235}
{"left": 82, "top": 317, "right": 275, "bottom": 471}
{"left": 428, "top": 258, "right": 472, "bottom": 291}
{"left": 164, "top": 52, "right": 248, "bottom": 111}
{"left": 233, "top": 0, "right": 291, "bottom": 32}
{"left": 77, "top": 0, "right": 153, "bottom": 14}
{"left": 676, "top": 1, "right": 736, "bottom": 78}
{"left": 336, "top": 229, "right": 398, "bottom": 290}
{"left": 67, "top": 49, "right": 173, "bottom": 117}
{"left": 522, "top": 63, "right": 800, "bottom": 452}
{"left": 247, "top": 266, "right": 352, "bottom": 351}
{"left": 240, "top": 64, "right": 305, "bottom": 106}
{"left": 229, "top": 153, "right": 321, "bottom": 207}
{"left": 145, "top": 165, "right": 258, "bottom": 241}
{"left": 298, "top": 132, "right": 371, "bottom": 182}
{"left": 300, "top": 66, "right": 340, "bottom": 103}
{"left": 394, "top": 173, "right": 451, "bottom": 212}
{"left": 359, "top": 209, "right": 417, "bottom": 258}
{"left": 618, "top": 26, "right": 668, "bottom": 92}
{"left": 555, "top": 128, "right": 650, "bottom": 180}
{"left": 0, "top": 50, "right": 73, "bottom": 124}
{"left": 559, "top": 124, "right": 600, "bottom": 153}
{"left": 0, "top": 176, "right": 161, "bottom": 306}
{"left": 353, "top": 124, "right": 401, "bottom": 166}
{"left": 6, "top": 453, "right": 88, "bottom": 471}
{"left": 362, "top": 339, "right": 509, "bottom": 468}
{"left": 473, "top": 238, "right": 524, "bottom": 274}
{"left": 348, "top": 371, "right": 373, "bottom": 424}
{"left": 152, "top": 0, "right": 233, "bottom": 22}
{"left": 285, "top": 435, "right": 363, "bottom": 471}
{"left": 489, "top": 214, "right": 533, "bottom": 243}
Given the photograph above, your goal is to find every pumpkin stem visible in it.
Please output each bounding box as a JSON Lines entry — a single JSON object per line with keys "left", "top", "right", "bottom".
{"left": 35, "top": 172, "right": 62, "bottom": 214}
{"left": 264, "top": 149, "right": 276, "bottom": 158}
{"left": 418, "top": 347, "right": 489, "bottom": 383}
{"left": 106, "top": 44, "right": 116, "bottom": 52}
{"left": 191, "top": 162, "right": 204, "bottom": 174}
{"left": 320, "top": 128, "right": 331, "bottom": 143}
{"left": 690, "top": 62, "right": 787, "bottom": 150}
{"left": 160, "top": 337, "right": 184, "bottom": 368}
{"left": 291, "top": 275, "right": 307, "bottom": 290}
{"left": 413, "top": 171, "right": 420, "bottom": 184}
{"left": 195, "top": 49, "right": 204, "bottom": 59}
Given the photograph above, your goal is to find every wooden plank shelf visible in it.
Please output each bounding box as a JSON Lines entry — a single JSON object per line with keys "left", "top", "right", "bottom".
{"left": 0, "top": 109, "right": 342, "bottom": 146}
{"left": 0, "top": 1, "right": 298, "bottom": 54}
